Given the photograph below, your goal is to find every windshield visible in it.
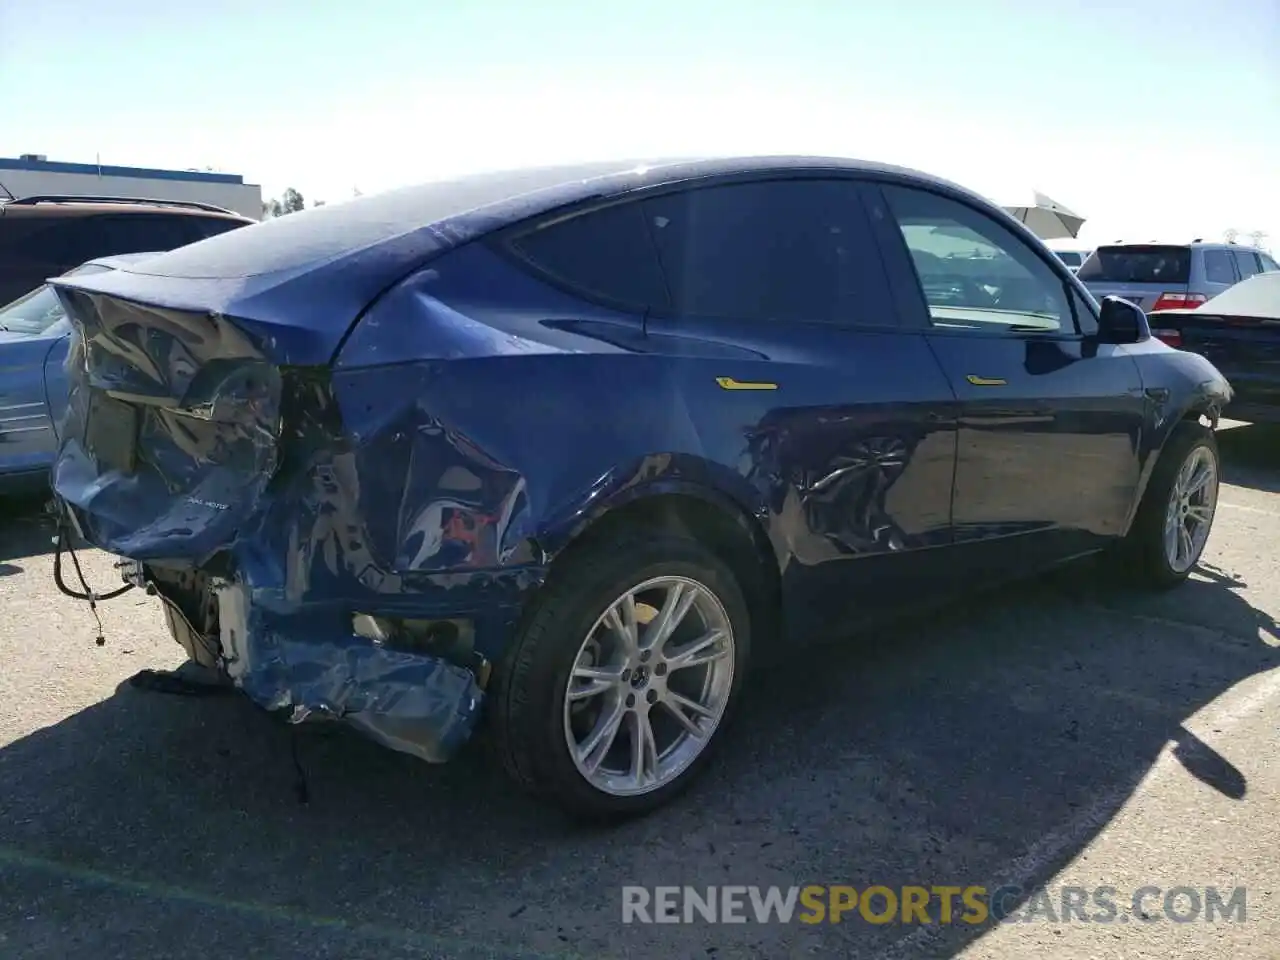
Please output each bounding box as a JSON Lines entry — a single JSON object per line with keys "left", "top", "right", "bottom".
{"left": 0, "top": 263, "right": 114, "bottom": 334}
{"left": 1076, "top": 245, "right": 1191, "bottom": 284}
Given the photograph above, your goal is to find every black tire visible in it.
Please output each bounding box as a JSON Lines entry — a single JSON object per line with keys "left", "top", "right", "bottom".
{"left": 1120, "top": 419, "right": 1221, "bottom": 590}
{"left": 488, "top": 529, "right": 752, "bottom": 822}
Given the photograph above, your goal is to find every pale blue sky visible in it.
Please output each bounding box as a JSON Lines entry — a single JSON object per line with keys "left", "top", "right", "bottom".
{"left": 3, "top": 0, "right": 1277, "bottom": 246}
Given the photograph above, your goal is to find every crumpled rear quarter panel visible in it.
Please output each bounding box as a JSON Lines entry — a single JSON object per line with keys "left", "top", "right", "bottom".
{"left": 48, "top": 288, "right": 540, "bottom": 763}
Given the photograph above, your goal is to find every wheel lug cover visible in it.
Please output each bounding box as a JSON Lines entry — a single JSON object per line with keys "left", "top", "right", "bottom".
{"left": 625, "top": 693, "right": 636, "bottom": 707}
{"left": 646, "top": 689, "right": 658, "bottom": 704}
{"left": 655, "top": 663, "right": 667, "bottom": 676}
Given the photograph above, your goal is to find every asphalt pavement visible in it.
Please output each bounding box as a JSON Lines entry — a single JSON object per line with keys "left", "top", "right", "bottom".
{"left": 1, "top": 422, "right": 1277, "bottom": 960}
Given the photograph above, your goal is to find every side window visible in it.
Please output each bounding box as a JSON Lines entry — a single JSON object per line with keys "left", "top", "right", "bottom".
{"left": 1202, "top": 250, "right": 1237, "bottom": 284}
{"left": 640, "top": 179, "right": 883, "bottom": 325}
{"left": 1233, "top": 250, "right": 1261, "bottom": 280}
{"left": 1261, "top": 253, "right": 1280, "bottom": 273}
{"left": 23, "top": 220, "right": 107, "bottom": 268}
{"left": 186, "top": 217, "right": 251, "bottom": 243}
{"left": 506, "top": 201, "right": 671, "bottom": 312}
{"left": 881, "top": 185, "right": 1073, "bottom": 335}
{"left": 96, "top": 215, "right": 194, "bottom": 254}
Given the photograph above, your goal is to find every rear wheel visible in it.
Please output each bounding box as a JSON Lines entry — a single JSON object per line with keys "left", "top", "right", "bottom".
{"left": 1121, "top": 420, "right": 1220, "bottom": 589}
{"left": 489, "top": 530, "right": 751, "bottom": 821}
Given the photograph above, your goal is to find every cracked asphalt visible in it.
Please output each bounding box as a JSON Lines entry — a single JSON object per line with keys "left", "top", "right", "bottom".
{"left": 1, "top": 421, "right": 1277, "bottom": 960}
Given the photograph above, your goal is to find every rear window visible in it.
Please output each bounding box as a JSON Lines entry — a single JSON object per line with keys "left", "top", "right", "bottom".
{"left": 120, "top": 161, "right": 652, "bottom": 280}
{"left": 1054, "top": 251, "right": 1083, "bottom": 267}
{"left": 1076, "top": 245, "right": 1191, "bottom": 284}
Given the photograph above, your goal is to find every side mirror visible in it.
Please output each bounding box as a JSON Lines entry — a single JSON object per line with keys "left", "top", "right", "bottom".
{"left": 1097, "top": 296, "right": 1150, "bottom": 344}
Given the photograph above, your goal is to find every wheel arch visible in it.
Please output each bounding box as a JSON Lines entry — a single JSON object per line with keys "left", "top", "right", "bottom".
{"left": 534, "top": 472, "right": 784, "bottom": 648}
{"left": 1124, "top": 401, "right": 1221, "bottom": 535}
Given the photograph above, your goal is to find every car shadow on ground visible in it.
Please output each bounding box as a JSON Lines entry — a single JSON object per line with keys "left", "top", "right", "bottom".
{"left": 0, "top": 559, "right": 1275, "bottom": 960}
{"left": 0, "top": 493, "right": 55, "bottom": 564}
{"left": 1, "top": 430, "right": 1277, "bottom": 959}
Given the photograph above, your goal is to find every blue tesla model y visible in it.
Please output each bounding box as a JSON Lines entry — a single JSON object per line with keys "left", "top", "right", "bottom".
{"left": 47, "top": 157, "right": 1231, "bottom": 820}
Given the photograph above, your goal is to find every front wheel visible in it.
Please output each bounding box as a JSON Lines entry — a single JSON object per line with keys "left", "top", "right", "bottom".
{"left": 488, "top": 531, "right": 752, "bottom": 821}
{"left": 1122, "top": 420, "right": 1221, "bottom": 589}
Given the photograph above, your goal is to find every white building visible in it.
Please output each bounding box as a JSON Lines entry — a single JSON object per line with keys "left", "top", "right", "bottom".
{"left": 0, "top": 154, "right": 263, "bottom": 220}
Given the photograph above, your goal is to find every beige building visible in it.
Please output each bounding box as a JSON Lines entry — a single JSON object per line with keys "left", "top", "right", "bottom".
{"left": 0, "top": 154, "right": 263, "bottom": 220}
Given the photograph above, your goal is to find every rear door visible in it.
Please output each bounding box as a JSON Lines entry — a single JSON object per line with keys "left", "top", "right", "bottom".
{"left": 0, "top": 308, "right": 62, "bottom": 478}
{"left": 869, "top": 181, "right": 1147, "bottom": 577}
{"left": 1077, "top": 244, "right": 1192, "bottom": 311}
{"left": 505, "top": 176, "right": 961, "bottom": 639}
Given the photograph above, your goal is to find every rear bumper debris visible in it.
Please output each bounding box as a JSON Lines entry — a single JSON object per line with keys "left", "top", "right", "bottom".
{"left": 116, "top": 561, "right": 486, "bottom": 762}
{"left": 217, "top": 582, "right": 485, "bottom": 763}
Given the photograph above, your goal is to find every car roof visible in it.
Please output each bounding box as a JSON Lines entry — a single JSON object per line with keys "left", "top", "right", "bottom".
{"left": 1200, "top": 271, "right": 1280, "bottom": 319}
{"left": 86, "top": 155, "right": 1004, "bottom": 285}
{"left": 49, "top": 154, "right": 1035, "bottom": 366}
{"left": 0, "top": 195, "right": 251, "bottom": 222}
{"left": 1096, "top": 240, "right": 1264, "bottom": 253}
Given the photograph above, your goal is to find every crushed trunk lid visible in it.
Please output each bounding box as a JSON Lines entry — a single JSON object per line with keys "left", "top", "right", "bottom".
{"left": 49, "top": 285, "right": 286, "bottom": 561}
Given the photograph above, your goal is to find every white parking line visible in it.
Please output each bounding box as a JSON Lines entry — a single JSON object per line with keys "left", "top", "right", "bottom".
{"left": 882, "top": 665, "right": 1280, "bottom": 958}
{"left": 1077, "top": 603, "right": 1276, "bottom": 652}
{"left": 1219, "top": 501, "right": 1279, "bottom": 518}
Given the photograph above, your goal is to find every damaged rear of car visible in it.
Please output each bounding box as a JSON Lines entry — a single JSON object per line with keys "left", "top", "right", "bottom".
{"left": 50, "top": 160, "right": 767, "bottom": 822}
{"left": 49, "top": 167, "right": 651, "bottom": 767}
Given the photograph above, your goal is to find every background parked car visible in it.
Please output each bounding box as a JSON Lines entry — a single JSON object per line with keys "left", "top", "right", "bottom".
{"left": 1076, "top": 240, "right": 1279, "bottom": 313}
{"left": 1148, "top": 270, "right": 1280, "bottom": 424}
{"left": 0, "top": 194, "right": 253, "bottom": 305}
{"left": 0, "top": 252, "right": 158, "bottom": 492}
{"left": 1047, "top": 246, "right": 1093, "bottom": 272}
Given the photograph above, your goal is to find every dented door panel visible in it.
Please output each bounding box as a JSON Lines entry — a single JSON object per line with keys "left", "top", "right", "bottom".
{"left": 48, "top": 240, "right": 959, "bottom": 763}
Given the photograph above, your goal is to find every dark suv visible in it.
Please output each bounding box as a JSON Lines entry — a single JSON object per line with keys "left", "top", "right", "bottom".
{"left": 0, "top": 195, "right": 254, "bottom": 305}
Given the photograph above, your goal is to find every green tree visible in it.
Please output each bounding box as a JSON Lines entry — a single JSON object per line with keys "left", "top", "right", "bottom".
{"left": 263, "top": 187, "right": 307, "bottom": 218}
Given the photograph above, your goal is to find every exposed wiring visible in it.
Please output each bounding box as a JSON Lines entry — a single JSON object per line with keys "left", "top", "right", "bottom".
{"left": 52, "top": 520, "right": 135, "bottom": 646}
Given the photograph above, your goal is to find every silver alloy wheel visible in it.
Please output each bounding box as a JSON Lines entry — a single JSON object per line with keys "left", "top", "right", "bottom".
{"left": 563, "top": 575, "right": 736, "bottom": 797}
{"left": 1163, "top": 444, "right": 1219, "bottom": 574}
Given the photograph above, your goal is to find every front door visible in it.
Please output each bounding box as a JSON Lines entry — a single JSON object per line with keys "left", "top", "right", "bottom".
{"left": 634, "top": 177, "right": 960, "bottom": 640}
{"left": 866, "top": 181, "right": 1146, "bottom": 580}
